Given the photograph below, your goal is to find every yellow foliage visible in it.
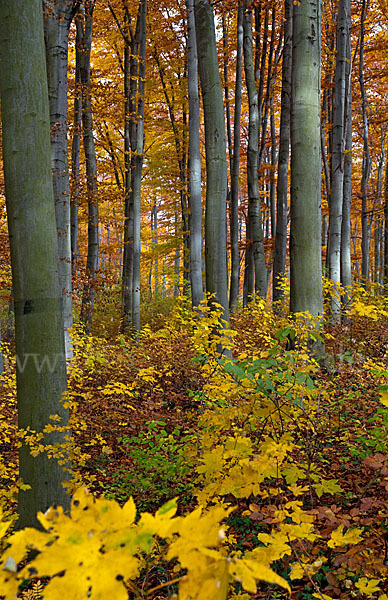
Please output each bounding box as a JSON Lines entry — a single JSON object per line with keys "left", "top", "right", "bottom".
{"left": 0, "top": 489, "right": 290, "bottom": 600}
{"left": 355, "top": 577, "right": 381, "bottom": 597}
{"left": 327, "top": 524, "right": 363, "bottom": 548}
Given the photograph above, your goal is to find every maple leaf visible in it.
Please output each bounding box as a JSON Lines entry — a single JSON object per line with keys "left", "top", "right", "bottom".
{"left": 230, "top": 558, "right": 291, "bottom": 594}
{"left": 327, "top": 524, "right": 363, "bottom": 548}
{"left": 355, "top": 577, "right": 381, "bottom": 597}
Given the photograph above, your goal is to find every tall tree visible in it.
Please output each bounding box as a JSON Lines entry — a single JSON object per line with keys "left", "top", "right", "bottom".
{"left": 273, "top": 0, "right": 292, "bottom": 305}
{"left": 243, "top": 2, "right": 267, "bottom": 303}
{"left": 340, "top": 0, "right": 352, "bottom": 295}
{"left": 187, "top": 0, "right": 203, "bottom": 308}
{"left": 0, "top": 0, "right": 69, "bottom": 526}
{"left": 113, "top": 0, "right": 147, "bottom": 334}
{"left": 290, "top": 0, "right": 324, "bottom": 347}
{"left": 327, "top": 0, "right": 348, "bottom": 321}
{"left": 194, "top": 0, "right": 230, "bottom": 333}
{"left": 78, "top": 0, "right": 100, "bottom": 333}
{"left": 229, "top": 2, "right": 244, "bottom": 311}
{"left": 70, "top": 21, "right": 82, "bottom": 277}
{"left": 43, "top": 0, "right": 80, "bottom": 360}
{"left": 359, "top": 0, "right": 371, "bottom": 285}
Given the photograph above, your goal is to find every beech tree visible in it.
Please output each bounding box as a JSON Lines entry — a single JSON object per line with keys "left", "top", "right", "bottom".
{"left": 229, "top": 2, "right": 244, "bottom": 312}
{"left": 0, "top": 0, "right": 69, "bottom": 526}
{"left": 187, "top": 0, "right": 203, "bottom": 308}
{"left": 78, "top": 0, "right": 100, "bottom": 333}
{"left": 43, "top": 0, "right": 80, "bottom": 360}
{"left": 327, "top": 0, "right": 348, "bottom": 320}
{"left": 290, "top": 0, "right": 324, "bottom": 345}
{"left": 194, "top": 0, "right": 230, "bottom": 331}
{"left": 243, "top": 2, "right": 267, "bottom": 303}
{"left": 273, "top": 0, "right": 292, "bottom": 305}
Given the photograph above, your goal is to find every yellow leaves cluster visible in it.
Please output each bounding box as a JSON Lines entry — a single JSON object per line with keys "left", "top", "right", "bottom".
{"left": 0, "top": 488, "right": 290, "bottom": 600}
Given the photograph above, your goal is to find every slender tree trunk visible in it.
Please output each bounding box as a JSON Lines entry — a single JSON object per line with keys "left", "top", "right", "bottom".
{"left": 78, "top": 1, "right": 99, "bottom": 334}
{"left": 359, "top": 0, "right": 371, "bottom": 285}
{"left": 71, "top": 23, "right": 82, "bottom": 278}
{"left": 229, "top": 2, "right": 244, "bottom": 311}
{"left": 327, "top": 0, "right": 347, "bottom": 321}
{"left": 374, "top": 135, "right": 386, "bottom": 285}
{"left": 43, "top": 0, "right": 79, "bottom": 360}
{"left": 121, "top": 10, "right": 133, "bottom": 327}
{"left": 0, "top": 0, "right": 70, "bottom": 527}
{"left": 222, "top": 13, "right": 233, "bottom": 174}
{"left": 340, "top": 1, "right": 352, "bottom": 295}
{"left": 384, "top": 155, "right": 388, "bottom": 283}
{"left": 187, "top": 0, "right": 203, "bottom": 308}
{"left": 194, "top": 0, "right": 230, "bottom": 333}
{"left": 273, "top": 0, "right": 292, "bottom": 305}
{"left": 120, "top": 0, "right": 147, "bottom": 334}
{"left": 270, "top": 96, "right": 277, "bottom": 239}
{"left": 243, "top": 3, "right": 267, "bottom": 301}
{"left": 290, "top": 0, "right": 324, "bottom": 352}
{"left": 374, "top": 217, "right": 382, "bottom": 284}
{"left": 130, "top": 0, "right": 146, "bottom": 334}
{"left": 152, "top": 202, "right": 159, "bottom": 295}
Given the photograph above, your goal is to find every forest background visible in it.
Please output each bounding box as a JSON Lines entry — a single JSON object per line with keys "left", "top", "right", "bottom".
{"left": 1, "top": 0, "right": 388, "bottom": 599}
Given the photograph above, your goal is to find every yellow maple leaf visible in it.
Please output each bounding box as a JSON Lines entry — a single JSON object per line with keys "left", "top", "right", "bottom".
{"left": 355, "top": 577, "right": 381, "bottom": 597}
{"left": 327, "top": 524, "right": 363, "bottom": 548}
{"left": 230, "top": 558, "right": 290, "bottom": 594}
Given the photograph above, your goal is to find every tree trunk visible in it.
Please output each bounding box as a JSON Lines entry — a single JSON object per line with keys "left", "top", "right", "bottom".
{"left": 187, "top": 0, "right": 203, "bottom": 308}
{"left": 340, "top": 1, "right": 352, "bottom": 296}
{"left": 78, "top": 1, "right": 99, "bottom": 334}
{"left": 71, "top": 21, "right": 82, "bottom": 278}
{"left": 243, "top": 3, "right": 267, "bottom": 301}
{"left": 130, "top": 0, "right": 146, "bottom": 334}
{"left": 290, "top": 0, "right": 324, "bottom": 352}
{"left": 359, "top": 0, "right": 371, "bottom": 285}
{"left": 229, "top": 2, "right": 244, "bottom": 311}
{"left": 327, "top": 0, "right": 347, "bottom": 321}
{"left": 117, "top": 0, "right": 147, "bottom": 334}
{"left": 0, "top": 0, "right": 69, "bottom": 527}
{"left": 273, "top": 0, "right": 292, "bottom": 305}
{"left": 384, "top": 155, "right": 388, "bottom": 284}
{"left": 194, "top": 0, "right": 230, "bottom": 333}
{"left": 43, "top": 0, "right": 79, "bottom": 360}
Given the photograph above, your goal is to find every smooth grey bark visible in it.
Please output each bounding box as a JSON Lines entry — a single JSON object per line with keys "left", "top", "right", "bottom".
{"left": 273, "top": 0, "right": 292, "bottom": 305}
{"left": 243, "top": 3, "right": 267, "bottom": 301}
{"left": 0, "top": 0, "right": 70, "bottom": 526}
{"left": 359, "top": 0, "right": 371, "bottom": 285}
{"left": 373, "top": 135, "right": 386, "bottom": 284}
{"left": 222, "top": 13, "right": 233, "bottom": 174}
{"left": 116, "top": 0, "right": 146, "bottom": 334}
{"left": 327, "top": 0, "right": 347, "bottom": 320}
{"left": 374, "top": 217, "right": 382, "bottom": 284}
{"left": 43, "top": 0, "right": 80, "bottom": 360}
{"left": 194, "top": 0, "right": 230, "bottom": 332}
{"left": 384, "top": 155, "right": 388, "bottom": 283}
{"left": 229, "top": 2, "right": 244, "bottom": 311}
{"left": 187, "top": 0, "right": 203, "bottom": 308}
{"left": 290, "top": 0, "right": 324, "bottom": 347}
{"left": 151, "top": 201, "right": 159, "bottom": 295}
{"left": 78, "top": 1, "right": 99, "bottom": 334}
{"left": 130, "top": 0, "right": 146, "bottom": 333}
{"left": 270, "top": 96, "right": 277, "bottom": 239}
{"left": 340, "top": 3, "right": 352, "bottom": 295}
{"left": 71, "top": 26, "right": 82, "bottom": 277}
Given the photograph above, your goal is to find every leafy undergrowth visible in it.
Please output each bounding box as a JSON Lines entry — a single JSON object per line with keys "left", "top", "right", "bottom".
{"left": 1, "top": 285, "right": 388, "bottom": 598}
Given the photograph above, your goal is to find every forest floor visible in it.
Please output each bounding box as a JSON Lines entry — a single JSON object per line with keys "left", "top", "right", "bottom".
{"left": 2, "top": 292, "right": 388, "bottom": 599}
